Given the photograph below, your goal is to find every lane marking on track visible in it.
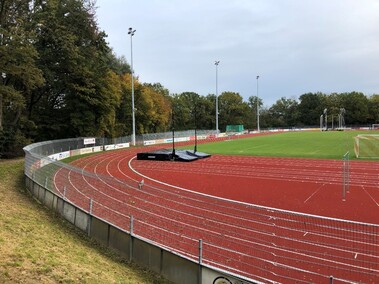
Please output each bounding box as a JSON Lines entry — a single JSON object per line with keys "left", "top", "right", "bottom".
{"left": 128, "top": 156, "right": 379, "bottom": 225}
{"left": 128, "top": 156, "right": 250, "bottom": 206}
{"left": 362, "top": 185, "right": 379, "bottom": 207}
{"left": 303, "top": 184, "right": 326, "bottom": 204}
{"left": 75, "top": 156, "right": 379, "bottom": 270}
{"left": 52, "top": 150, "right": 379, "bottom": 282}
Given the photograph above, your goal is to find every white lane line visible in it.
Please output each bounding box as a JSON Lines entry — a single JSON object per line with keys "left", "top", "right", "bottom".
{"left": 303, "top": 184, "right": 325, "bottom": 203}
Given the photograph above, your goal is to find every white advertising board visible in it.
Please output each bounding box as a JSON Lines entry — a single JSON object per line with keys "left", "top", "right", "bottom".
{"left": 115, "top": 143, "right": 130, "bottom": 149}
{"left": 80, "top": 147, "right": 93, "bottom": 155}
{"left": 48, "top": 151, "right": 71, "bottom": 161}
{"left": 84, "top": 138, "right": 96, "bottom": 145}
{"left": 105, "top": 145, "right": 116, "bottom": 151}
{"left": 143, "top": 140, "right": 156, "bottom": 146}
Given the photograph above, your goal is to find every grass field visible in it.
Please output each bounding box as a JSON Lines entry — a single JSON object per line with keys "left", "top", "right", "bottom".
{"left": 195, "top": 130, "right": 379, "bottom": 160}
{"left": 0, "top": 159, "right": 170, "bottom": 284}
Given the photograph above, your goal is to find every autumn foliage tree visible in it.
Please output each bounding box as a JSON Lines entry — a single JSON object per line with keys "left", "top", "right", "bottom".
{"left": 116, "top": 74, "right": 171, "bottom": 137}
{"left": 1, "top": 0, "right": 379, "bottom": 158}
{"left": 0, "top": 0, "right": 44, "bottom": 156}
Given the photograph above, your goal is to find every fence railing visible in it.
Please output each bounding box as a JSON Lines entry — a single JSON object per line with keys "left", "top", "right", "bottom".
{"left": 23, "top": 130, "right": 379, "bottom": 284}
{"left": 23, "top": 130, "right": 257, "bottom": 284}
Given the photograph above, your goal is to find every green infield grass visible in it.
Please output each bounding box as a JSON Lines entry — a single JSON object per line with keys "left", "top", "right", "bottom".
{"left": 193, "top": 130, "right": 379, "bottom": 160}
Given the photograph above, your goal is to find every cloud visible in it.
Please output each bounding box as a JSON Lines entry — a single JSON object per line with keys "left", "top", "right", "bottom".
{"left": 96, "top": 0, "right": 379, "bottom": 105}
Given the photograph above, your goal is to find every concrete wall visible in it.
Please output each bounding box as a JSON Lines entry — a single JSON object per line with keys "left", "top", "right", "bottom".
{"left": 25, "top": 176, "right": 257, "bottom": 284}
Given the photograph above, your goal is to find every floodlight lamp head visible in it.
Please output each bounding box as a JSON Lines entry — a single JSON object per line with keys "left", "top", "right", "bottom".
{"left": 215, "top": 60, "right": 220, "bottom": 65}
{"left": 128, "top": 27, "right": 136, "bottom": 35}
{"left": 256, "top": 75, "right": 259, "bottom": 79}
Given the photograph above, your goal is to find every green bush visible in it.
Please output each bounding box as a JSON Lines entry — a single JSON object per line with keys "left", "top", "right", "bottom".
{"left": 0, "top": 127, "right": 31, "bottom": 158}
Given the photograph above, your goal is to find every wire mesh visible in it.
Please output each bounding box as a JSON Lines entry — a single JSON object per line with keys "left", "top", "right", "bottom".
{"left": 23, "top": 135, "right": 379, "bottom": 284}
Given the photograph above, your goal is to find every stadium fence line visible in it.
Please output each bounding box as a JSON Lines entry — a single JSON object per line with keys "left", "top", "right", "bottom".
{"left": 23, "top": 130, "right": 379, "bottom": 284}
{"left": 23, "top": 130, "right": 259, "bottom": 284}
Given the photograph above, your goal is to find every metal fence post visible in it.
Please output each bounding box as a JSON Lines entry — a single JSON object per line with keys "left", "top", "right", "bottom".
{"left": 130, "top": 215, "right": 134, "bottom": 262}
{"left": 89, "top": 198, "right": 93, "bottom": 214}
{"left": 198, "top": 239, "right": 203, "bottom": 284}
{"left": 87, "top": 198, "right": 93, "bottom": 237}
{"left": 342, "top": 157, "right": 346, "bottom": 201}
{"left": 342, "top": 151, "right": 349, "bottom": 201}
{"left": 199, "top": 239, "right": 202, "bottom": 264}
{"left": 347, "top": 152, "right": 350, "bottom": 193}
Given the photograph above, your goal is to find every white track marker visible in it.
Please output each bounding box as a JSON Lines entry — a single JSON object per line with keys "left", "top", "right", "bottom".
{"left": 304, "top": 184, "right": 325, "bottom": 203}
{"left": 362, "top": 186, "right": 379, "bottom": 207}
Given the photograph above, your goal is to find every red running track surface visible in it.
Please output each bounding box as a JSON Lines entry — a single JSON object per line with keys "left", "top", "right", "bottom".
{"left": 54, "top": 146, "right": 379, "bottom": 284}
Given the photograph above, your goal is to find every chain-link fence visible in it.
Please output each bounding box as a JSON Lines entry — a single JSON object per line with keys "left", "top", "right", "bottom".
{"left": 23, "top": 131, "right": 379, "bottom": 284}
{"left": 23, "top": 130, "right": 258, "bottom": 284}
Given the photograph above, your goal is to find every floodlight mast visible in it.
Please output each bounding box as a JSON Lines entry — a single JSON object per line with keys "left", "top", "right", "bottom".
{"left": 256, "top": 75, "right": 260, "bottom": 133}
{"left": 215, "top": 61, "right": 220, "bottom": 134}
{"left": 171, "top": 107, "right": 176, "bottom": 158}
{"left": 194, "top": 102, "right": 198, "bottom": 153}
{"left": 128, "top": 27, "right": 136, "bottom": 146}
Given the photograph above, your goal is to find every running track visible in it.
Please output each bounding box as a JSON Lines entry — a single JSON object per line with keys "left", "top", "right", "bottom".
{"left": 54, "top": 146, "right": 379, "bottom": 283}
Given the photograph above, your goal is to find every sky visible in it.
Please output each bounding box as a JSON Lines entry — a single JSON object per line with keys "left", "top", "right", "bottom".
{"left": 95, "top": 0, "right": 379, "bottom": 106}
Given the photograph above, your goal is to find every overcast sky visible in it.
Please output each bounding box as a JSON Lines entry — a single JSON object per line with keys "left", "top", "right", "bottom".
{"left": 95, "top": 0, "right": 379, "bottom": 106}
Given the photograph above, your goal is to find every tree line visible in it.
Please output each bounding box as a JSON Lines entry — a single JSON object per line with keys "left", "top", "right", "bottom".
{"left": 1, "top": 0, "right": 378, "bottom": 157}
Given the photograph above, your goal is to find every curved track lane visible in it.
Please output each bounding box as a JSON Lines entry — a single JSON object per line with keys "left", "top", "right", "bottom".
{"left": 54, "top": 147, "right": 379, "bottom": 284}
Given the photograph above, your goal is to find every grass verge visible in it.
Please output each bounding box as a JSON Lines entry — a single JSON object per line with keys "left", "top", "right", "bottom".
{"left": 0, "top": 159, "right": 171, "bottom": 284}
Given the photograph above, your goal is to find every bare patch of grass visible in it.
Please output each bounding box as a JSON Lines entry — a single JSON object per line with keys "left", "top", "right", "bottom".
{"left": 0, "top": 159, "right": 171, "bottom": 284}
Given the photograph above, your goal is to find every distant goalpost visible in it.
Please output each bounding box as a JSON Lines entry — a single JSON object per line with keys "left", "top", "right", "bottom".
{"left": 354, "top": 134, "right": 379, "bottom": 159}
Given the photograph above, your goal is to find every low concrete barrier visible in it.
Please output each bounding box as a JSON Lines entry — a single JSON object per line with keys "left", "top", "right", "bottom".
{"left": 24, "top": 174, "right": 256, "bottom": 284}
{"left": 23, "top": 133, "right": 258, "bottom": 284}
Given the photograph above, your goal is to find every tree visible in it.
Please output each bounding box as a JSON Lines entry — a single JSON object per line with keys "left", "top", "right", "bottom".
{"left": 326, "top": 93, "right": 343, "bottom": 128}
{"left": 97, "top": 70, "right": 122, "bottom": 137}
{"left": 339, "top": 92, "right": 369, "bottom": 125}
{"left": 191, "top": 94, "right": 218, "bottom": 130}
{"left": 258, "top": 107, "right": 271, "bottom": 129}
{"left": 116, "top": 74, "right": 172, "bottom": 136}
{"left": 368, "top": 94, "right": 379, "bottom": 124}
{"left": 143, "top": 82, "right": 170, "bottom": 98}
{"left": 197, "top": 95, "right": 215, "bottom": 130}
{"left": 29, "top": 0, "right": 117, "bottom": 139}
{"left": 269, "top": 97, "right": 299, "bottom": 127}
{"left": 218, "top": 92, "right": 249, "bottom": 132}
{"left": 106, "top": 52, "right": 130, "bottom": 75}
{"left": 171, "top": 92, "right": 200, "bottom": 131}
{"left": 136, "top": 84, "right": 171, "bottom": 134}
{"left": 0, "top": 0, "right": 44, "bottom": 156}
{"left": 298, "top": 92, "right": 328, "bottom": 126}
{"left": 247, "top": 95, "right": 263, "bottom": 130}
{"left": 117, "top": 73, "right": 144, "bottom": 136}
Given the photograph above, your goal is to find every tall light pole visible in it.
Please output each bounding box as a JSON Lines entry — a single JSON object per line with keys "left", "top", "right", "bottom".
{"left": 128, "top": 27, "right": 136, "bottom": 146}
{"left": 256, "top": 75, "right": 260, "bottom": 133}
{"left": 215, "top": 60, "right": 220, "bottom": 134}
